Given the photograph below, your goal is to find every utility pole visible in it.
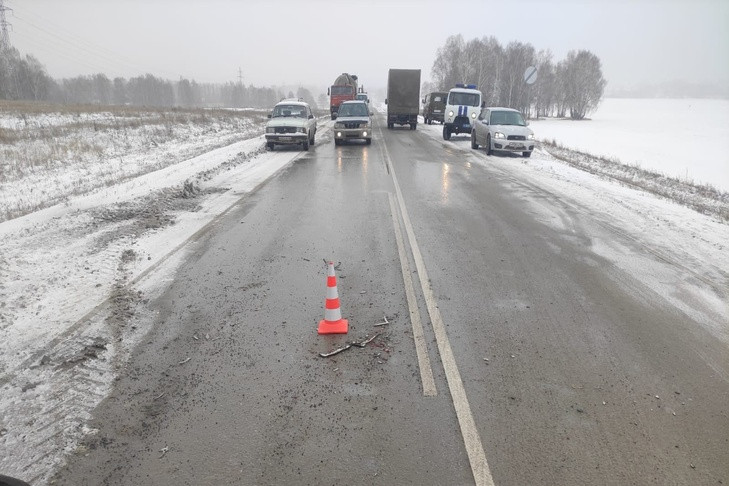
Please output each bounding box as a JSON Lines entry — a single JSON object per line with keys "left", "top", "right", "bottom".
{"left": 0, "top": 0, "right": 12, "bottom": 50}
{"left": 238, "top": 67, "right": 243, "bottom": 85}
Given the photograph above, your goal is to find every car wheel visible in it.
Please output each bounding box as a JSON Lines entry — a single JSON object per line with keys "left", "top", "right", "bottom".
{"left": 442, "top": 126, "right": 451, "bottom": 140}
{"left": 310, "top": 132, "right": 315, "bottom": 146}
{"left": 410, "top": 123, "right": 416, "bottom": 130}
{"left": 266, "top": 142, "right": 274, "bottom": 151}
{"left": 387, "top": 122, "right": 393, "bottom": 129}
{"left": 302, "top": 138, "right": 309, "bottom": 151}
{"left": 471, "top": 131, "right": 479, "bottom": 149}
{"left": 334, "top": 139, "right": 341, "bottom": 146}
{"left": 486, "top": 134, "right": 492, "bottom": 155}
{"left": 523, "top": 151, "right": 531, "bottom": 158}
{"left": 366, "top": 138, "right": 372, "bottom": 145}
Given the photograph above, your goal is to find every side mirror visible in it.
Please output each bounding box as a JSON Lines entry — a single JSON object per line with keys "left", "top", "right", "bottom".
{"left": 369, "top": 112, "right": 373, "bottom": 116}
{"left": 267, "top": 114, "right": 271, "bottom": 118}
{"left": 309, "top": 114, "right": 314, "bottom": 119}
{"left": 332, "top": 113, "right": 338, "bottom": 119}
{"left": 384, "top": 99, "right": 388, "bottom": 105}
{"left": 481, "top": 101, "right": 486, "bottom": 108}
{"left": 327, "top": 88, "right": 330, "bottom": 96}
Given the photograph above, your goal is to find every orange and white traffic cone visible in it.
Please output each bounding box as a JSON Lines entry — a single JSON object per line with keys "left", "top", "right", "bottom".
{"left": 318, "top": 261, "right": 348, "bottom": 334}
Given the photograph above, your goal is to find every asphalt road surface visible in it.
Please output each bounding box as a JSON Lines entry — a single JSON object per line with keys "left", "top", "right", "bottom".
{"left": 53, "top": 115, "right": 728, "bottom": 485}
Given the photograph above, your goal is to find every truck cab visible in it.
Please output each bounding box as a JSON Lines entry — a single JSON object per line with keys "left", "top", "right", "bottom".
{"left": 443, "top": 84, "right": 483, "bottom": 140}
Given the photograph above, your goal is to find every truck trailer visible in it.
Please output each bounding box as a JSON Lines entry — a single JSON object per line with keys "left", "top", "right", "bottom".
{"left": 385, "top": 69, "right": 421, "bottom": 130}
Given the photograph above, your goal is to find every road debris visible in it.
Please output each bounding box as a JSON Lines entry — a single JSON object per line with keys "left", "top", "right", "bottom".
{"left": 178, "top": 357, "right": 191, "bottom": 365}
{"left": 374, "top": 315, "right": 390, "bottom": 327}
{"left": 319, "top": 332, "right": 381, "bottom": 358}
{"left": 319, "top": 344, "right": 352, "bottom": 358}
{"left": 159, "top": 446, "right": 169, "bottom": 458}
{"left": 154, "top": 393, "right": 165, "bottom": 401}
{"left": 350, "top": 332, "right": 380, "bottom": 348}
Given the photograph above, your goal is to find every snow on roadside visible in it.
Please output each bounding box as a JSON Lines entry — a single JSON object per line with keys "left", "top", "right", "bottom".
{"left": 0, "top": 111, "right": 332, "bottom": 483}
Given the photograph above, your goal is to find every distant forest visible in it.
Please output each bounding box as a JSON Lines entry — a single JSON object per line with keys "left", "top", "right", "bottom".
{"left": 0, "top": 45, "right": 318, "bottom": 110}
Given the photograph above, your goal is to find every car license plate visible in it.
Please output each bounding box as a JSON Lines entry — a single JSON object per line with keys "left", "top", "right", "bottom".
{"left": 508, "top": 143, "right": 524, "bottom": 149}
{"left": 463, "top": 124, "right": 471, "bottom": 129}
{"left": 279, "top": 137, "right": 292, "bottom": 142}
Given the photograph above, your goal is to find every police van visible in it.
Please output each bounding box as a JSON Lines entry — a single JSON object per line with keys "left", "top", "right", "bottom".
{"left": 443, "top": 84, "right": 483, "bottom": 140}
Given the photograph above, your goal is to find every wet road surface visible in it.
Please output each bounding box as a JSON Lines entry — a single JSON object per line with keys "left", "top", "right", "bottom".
{"left": 53, "top": 116, "right": 729, "bottom": 485}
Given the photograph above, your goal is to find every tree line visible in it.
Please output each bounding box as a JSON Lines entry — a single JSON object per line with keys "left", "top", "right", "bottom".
{"left": 428, "top": 35, "right": 606, "bottom": 119}
{"left": 0, "top": 45, "right": 317, "bottom": 109}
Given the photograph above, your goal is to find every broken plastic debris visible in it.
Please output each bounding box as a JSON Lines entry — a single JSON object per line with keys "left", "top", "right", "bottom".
{"left": 178, "top": 357, "right": 191, "bottom": 365}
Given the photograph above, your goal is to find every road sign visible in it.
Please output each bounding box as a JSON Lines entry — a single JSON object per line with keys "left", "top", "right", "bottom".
{"left": 524, "top": 66, "right": 537, "bottom": 85}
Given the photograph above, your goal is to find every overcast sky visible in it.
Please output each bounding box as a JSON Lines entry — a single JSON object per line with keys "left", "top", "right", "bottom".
{"left": 6, "top": 0, "right": 729, "bottom": 94}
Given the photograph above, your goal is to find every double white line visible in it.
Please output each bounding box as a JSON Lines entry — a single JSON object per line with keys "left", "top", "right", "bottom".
{"left": 379, "top": 127, "right": 495, "bottom": 486}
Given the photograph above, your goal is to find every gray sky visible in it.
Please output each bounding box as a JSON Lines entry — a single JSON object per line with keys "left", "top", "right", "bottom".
{"left": 7, "top": 0, "right": 729, "bottom": 94}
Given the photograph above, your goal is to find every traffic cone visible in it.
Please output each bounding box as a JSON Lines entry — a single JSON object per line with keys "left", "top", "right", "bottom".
{"left": 318, "top": 261, "right": 348, "bottom": 334}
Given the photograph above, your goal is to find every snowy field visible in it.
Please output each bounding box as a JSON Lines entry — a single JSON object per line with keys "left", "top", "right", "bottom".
{"left": 1, "top": 101, "right": 728, "bottom": 483}
{"left": 531, "top": 98, "right": 729, "bottom": 191}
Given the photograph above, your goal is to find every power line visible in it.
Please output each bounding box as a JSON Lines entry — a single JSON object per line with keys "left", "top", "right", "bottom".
{"left": 0, "top": 0, "right": 12, "bottom": 49}
{"left": 9, "top": 3, "right": 181, "bottom": 80}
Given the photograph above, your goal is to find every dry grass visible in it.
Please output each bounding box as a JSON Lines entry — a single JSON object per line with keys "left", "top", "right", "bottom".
{"left": 0, "top": 102, "right": 267, "bottom": 221}
{"left": 542, "top": 140, "right": 729, "bottom": 222}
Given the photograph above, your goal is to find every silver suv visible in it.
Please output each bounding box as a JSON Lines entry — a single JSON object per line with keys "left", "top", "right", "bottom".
{"left": 333, "top": 100, "right": 372, "bottom": 146}
{"left": 265, "top": 99, "right": 317, "bottom": 151}
{"left": 471, "top": 107, "right": 535, "bottom": 157}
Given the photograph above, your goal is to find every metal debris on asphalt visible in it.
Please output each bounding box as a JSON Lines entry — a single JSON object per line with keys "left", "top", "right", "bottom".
{"left": 319, "top": 332, "right": 381, "bottom": 358}
{"left": 319, "top": 344, "right": 352, "bottom": 358}
{"left": 178, "top": 357, "right": 191, "bottom": 365}
{"left": 159, "top": 446, "right": 169, "bottom": 458}
{"left": 374, "top": 315, "right": 390, "bottom": 326}
{"left": 154, "top": 393, "right": 165, "bottom": 401}
{"left": 350, "top": 332, "right": 380, "bottom": 348}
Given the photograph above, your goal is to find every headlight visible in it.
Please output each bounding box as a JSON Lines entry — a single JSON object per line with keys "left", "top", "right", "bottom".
{"left": 528, "top": 133, "right": 535, "bottom": 140}
{"left": 298, "top": 127, "right": 306, "bottom": 134}
{"left": 448, "top": 110, "right": 454, "bottom": 117}
{"left": 334, "top": 122, "right": 344, "bottom": 129}
{"left": 471, "top": 112, "right": 476, "bottom": 119}
{"left": 362, "top": 131, "right": 368, "bottom": 137}
{"left": 266, "top": 127, "right": 275, "bottom": 134}
{"left": 494, "top": 132, "right": 505, "bottom": 139}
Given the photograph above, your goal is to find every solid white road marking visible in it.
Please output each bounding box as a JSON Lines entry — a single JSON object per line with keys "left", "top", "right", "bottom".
{"left": 388, "top": 193, "right": 437, "bottom": 396}
{"left": 379, "top": 126, "right": 495, "bottom": 486}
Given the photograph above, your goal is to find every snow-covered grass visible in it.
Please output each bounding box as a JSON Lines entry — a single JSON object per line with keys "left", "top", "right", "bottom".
{"left": 530, "top": 98, "right": 729, "bottom": 192}
{"left": 0, "top": 101, "right": 268, "bottom": 221}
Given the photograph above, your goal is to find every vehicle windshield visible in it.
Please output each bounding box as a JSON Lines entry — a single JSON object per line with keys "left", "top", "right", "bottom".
{"left": 272, "top": 104, "right": 307, "bottom": 118}
{"left": 356, "top": 94, "right": 367, "bottom": 100}
{"left": 490, "top": 110, "right": 526, "bottom": 126}
{"left": 337, "top": 103, "right": 368, "bottom": 117}
{"left": 448, "top": 92, "right": 480, "bottom": 106}
{"left": 331, "top": 86, "right": 353, "bottom": 96}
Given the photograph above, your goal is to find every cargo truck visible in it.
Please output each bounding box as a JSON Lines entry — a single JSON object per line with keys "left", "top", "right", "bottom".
{"left": 328, "top": 73, "right": 358, "bottom": 120}
{"left": 385, "top": 69, "right": 421, "bottom": 130}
